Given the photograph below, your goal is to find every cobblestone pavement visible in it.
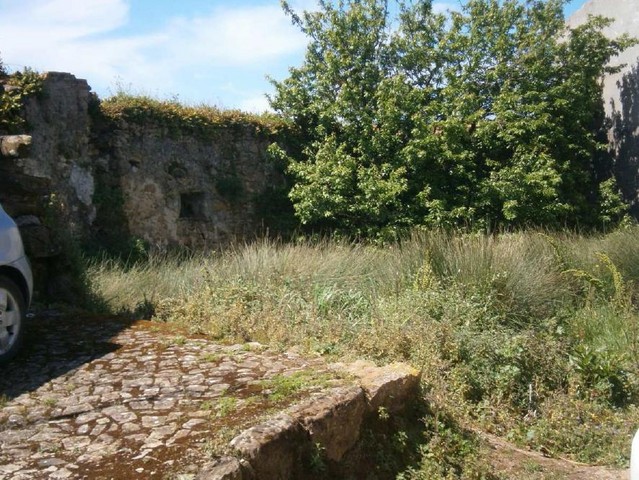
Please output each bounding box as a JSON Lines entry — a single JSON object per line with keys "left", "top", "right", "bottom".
{"left": 0, "top": 315, "right": 340, "bottom": 479}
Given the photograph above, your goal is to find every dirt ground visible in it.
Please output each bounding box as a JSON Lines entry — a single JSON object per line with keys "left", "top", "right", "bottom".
{"left": 482, "top": 432, "right": 628, "bottom": 480}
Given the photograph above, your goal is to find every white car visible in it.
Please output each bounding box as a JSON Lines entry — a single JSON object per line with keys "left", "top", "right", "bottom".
{"left": 0, "top": 203, "right": 33, "bottom": 364}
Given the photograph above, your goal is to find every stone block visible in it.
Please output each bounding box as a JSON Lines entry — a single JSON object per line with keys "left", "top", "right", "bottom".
{"left": 229, "top": 414, "right": 306, "bottom": 480}
{"left": 333, "top": 360, "right": 421, "bottom": 413}
{"left": 0, "top": 135, "right": 31, "bottom": 158}
{"left": 196, "top": 457, "right": 245, "bottom": 480}
{"left": 290, "top": 386, "right": 367, "bottom": 462}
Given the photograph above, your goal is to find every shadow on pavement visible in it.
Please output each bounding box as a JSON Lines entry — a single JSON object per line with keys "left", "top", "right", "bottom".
{"left": 0, "top": 313, "right": 136, "bottom": 400}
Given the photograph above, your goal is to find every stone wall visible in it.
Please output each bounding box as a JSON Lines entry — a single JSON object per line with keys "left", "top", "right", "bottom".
{"left": 1, "top": 72, "right": 285, "bottom": 253}
{"left": 1, "top": 72, "right": 94, "bottom": 234}
{"left": 0, "top": 72, "right": 287, "bottom": 297}
{"left": 99, "top": 115, "right": 281, "bottom": 249}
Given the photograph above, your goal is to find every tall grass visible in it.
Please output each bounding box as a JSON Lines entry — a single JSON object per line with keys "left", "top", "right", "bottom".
{"left": 88, "top": 227, "right": 639, "bottom": 471}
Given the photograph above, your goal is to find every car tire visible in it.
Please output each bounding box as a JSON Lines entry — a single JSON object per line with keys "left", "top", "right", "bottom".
{"left": 0, "top": 275, "right": 26, "bottom": 365}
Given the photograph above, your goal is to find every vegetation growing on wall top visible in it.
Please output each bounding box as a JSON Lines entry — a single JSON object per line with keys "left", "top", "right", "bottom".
{"left": 99, "top": 92, "right": 290, "bottom": 139}
{"left": 0, "top": 57, "right": 44, "bottom": 134}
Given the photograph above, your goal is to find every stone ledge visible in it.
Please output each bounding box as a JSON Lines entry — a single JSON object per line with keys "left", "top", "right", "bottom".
{"left": 197, "top": 361, "right": 421, "bottom": 480}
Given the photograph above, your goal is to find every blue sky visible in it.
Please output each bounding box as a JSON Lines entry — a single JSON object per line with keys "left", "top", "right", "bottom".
{"left": 0, "top": 0, "right": 587, "bottom": 112}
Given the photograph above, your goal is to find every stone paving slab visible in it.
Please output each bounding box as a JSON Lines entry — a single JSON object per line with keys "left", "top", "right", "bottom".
{"left": 0, "top": 315, "right": 420, "bottom": 480}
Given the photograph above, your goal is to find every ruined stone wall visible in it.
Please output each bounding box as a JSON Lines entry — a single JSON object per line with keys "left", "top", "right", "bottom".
{"left": 100, "top": 116, "right": 282, "bottom": 249}
{"left": 0, "top": 73, "right": 96, "bottom": 298}
{"left": 0, "top": 72, "right": 288, "bottom": 297}
{"left": 1, "top": 72, "right": 285, "bottom": 256}
{"left": 1, "top": 72, "right": 95, "bottom": 259}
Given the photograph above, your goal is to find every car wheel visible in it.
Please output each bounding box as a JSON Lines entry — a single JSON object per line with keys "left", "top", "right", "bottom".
{"left": 0, "top": 276, "right": 26, "bottom": 365}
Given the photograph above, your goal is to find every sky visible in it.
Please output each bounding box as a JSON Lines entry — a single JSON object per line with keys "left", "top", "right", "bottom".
{"left": 0, "top": 0, "right": 588, "bottom": 113}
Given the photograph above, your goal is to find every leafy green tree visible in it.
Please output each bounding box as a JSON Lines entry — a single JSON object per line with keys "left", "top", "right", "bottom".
{"left": 271, "top": 0, "right": 408, "bottom": 238}
{"left": 271, "top": 0, "right": 634, "bottom": 237}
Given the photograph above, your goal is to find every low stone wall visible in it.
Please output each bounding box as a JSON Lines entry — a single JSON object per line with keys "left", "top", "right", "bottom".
{"left": 99, "top": 114, "right": 283, "bottom": 249}
{"left": 198, "top": 360, "right": 421, "bottom": 480}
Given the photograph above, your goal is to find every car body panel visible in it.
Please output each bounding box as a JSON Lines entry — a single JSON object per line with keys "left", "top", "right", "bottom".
{"left": 0, "top": 204, "right": 33, "bottom": 306}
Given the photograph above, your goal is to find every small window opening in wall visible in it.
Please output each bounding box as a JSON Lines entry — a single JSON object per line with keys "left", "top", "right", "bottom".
{"left": 180, "top": 192, "right": 206, "bottom": 220}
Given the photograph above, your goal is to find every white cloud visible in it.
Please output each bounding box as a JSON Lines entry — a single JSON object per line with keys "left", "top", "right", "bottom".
{"left": 0, "top": 0, "right": 159, "bottom": 83}
{"left": 163, "top": 4, "right": 307, "bottom": 68}
{"left": 238, "top": 94, "right": 272, "bottom": 113}
{"left": 0, "top": 0, "right": 128, "bottom": 43}
{"left": 0, "top": 0, "right": 309, "bottom": 108}
{"left": 31, "top": 0, "right": 129, "bottom": 36}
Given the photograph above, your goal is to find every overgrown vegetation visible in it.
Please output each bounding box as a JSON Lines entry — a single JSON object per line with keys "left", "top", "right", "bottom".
{"left": 269, "top": 0, "right": 635, "bottom": 238}
{"left": 40, "top": 194, "right": 108, "bottom": 310}
{"left": 0, "top": 54, "right": 44, "bottom": 134}
{"left": 99, "top": 91, "right": 290, "bottom": 139}
{"left": 88, "top": 226, "right": 639, "bottom": 475}
{"left": 3, "top": 1, "right": 639, "bottom": 476}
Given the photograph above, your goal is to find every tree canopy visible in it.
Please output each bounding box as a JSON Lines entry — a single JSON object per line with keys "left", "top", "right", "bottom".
{"left": 269, "top": 0, "right": 635, "bottom": 238}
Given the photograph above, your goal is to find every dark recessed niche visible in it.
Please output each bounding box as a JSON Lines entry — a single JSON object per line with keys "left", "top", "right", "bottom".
{"left": 167, "top": 161, "right": 188, "bottom": 179}
{"left": 179, "top": 192, "right": 206, "bottom": 220}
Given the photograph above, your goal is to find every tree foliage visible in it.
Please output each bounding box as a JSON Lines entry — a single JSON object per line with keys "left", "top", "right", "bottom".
{"left": 270, "top": 0, "right": 635, "bottom": 238}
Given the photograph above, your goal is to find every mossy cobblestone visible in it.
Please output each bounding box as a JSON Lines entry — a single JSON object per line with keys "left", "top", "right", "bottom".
{"left": 0, "top": 315, "right": 420, "bottom": 479}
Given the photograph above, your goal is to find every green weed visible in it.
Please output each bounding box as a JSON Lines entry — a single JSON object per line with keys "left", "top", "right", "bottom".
{"left": 215, "top": 396, "right": 238, "bottom": 418}
{"left": 260, "top": 370, "right": 334, "bottom": 403}
{"left": 86, "top": 227, "right": 639, "bottom": 472}
{"left": 199, "top": 352, "right": 223, "bottom": 363}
